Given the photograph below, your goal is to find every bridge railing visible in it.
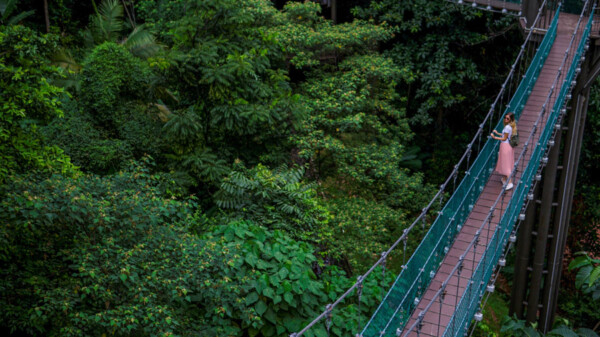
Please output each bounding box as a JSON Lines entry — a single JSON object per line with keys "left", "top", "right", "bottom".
{"left": 441, "top": 3, "right": 594, "bottom": 337}
{"left": 360, "top": 1, "right": 558, "bottom": 336}
{"left": 291, "top": 1, "right": 564, "bottom": 336}
{"left": 389, "top": 4, "right": 559, "bottom": 335}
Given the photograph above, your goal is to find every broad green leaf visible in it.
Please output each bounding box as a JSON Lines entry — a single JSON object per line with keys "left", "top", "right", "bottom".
{"left": 263, "top": 287, "right": 275, "bottom": 299}
{"left": 255, "top": 300, "right": 267, "bottom": 316}
{"left": 278, "top": 267, "right": 289, "bottom": 279}
{"left": 246, "top": 292, "right": 259, "bottom": 305}
{"left": 588, "top": 266, "right": 600, "bottom": 286}
{"left": 577, "top": 328, "right": 600, "bottom": 337}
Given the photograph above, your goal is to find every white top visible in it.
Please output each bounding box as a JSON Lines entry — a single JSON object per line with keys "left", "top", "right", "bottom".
{"left": 502, "top": 125, "right": 512, "bottom": 144}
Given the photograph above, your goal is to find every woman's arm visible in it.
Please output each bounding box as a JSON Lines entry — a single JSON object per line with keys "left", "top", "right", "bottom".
{"left": 490, "top": 132, "right": 509, "bottom": 141}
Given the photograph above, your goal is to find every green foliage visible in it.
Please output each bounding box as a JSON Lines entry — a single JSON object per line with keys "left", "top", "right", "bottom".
{"left": 164, "top": 0, "right": 297, "bottom": 140}
{"left": 353, "top": 0, "right": 513, "bottom": 125}
{"left": 201, "top": 219, "right": 397, "bottom": 337}
{"left": 322, "top": 196, "right": 408, "bottom": 273}
{"left": 0, "top": 24, "right": 77, "bottom": 183}
{"left": 569, "top": 253, "right": 600, "bottom": 301}
{"left": 0, "top": 161, "right": 234, "bottom": 336}
{"left": 0, "top": 0, "right": 34, "bottom": 26}
{"left": 269, "top": 1, "right": 394, "bottom": 68}
{"left": 352, "top": 0, "right": 521, "bottom": 185}
{"left": 215, "top": 162, "right": 328, "bottom": 240}
{"left": 571, "top": 77, "right": 600, "bottom": 255}
{"left": 293, "top": 53, "right": 433, "bottom": 213}
{"left": 85, "top": 0, "right": 159, "bottom": 58}
{"left": 203, "top": 221, "right": 326, "bottom": 336}
{"left": 500, "top": 316, "right": 600, "bottom": 337}
{"left": 42, "top": 104, "right": 134, "bottom": 173}
{"left": 80, "top": 41, "right": 150, "bottom": 125}
{"left": 472, "top": 291, "right": 509, "bottom": 337}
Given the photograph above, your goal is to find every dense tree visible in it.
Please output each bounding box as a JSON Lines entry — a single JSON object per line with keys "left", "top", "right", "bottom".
{"left": 353, "top": 0, "right": 520, "bottom": 183}
{"left": 6, "top": 1, "right": 595, "bottom": 336}
{"left": 0, "top": 24, "right": 77, "bottom": 183}
{"left": 214, "top": 162, "right": 329, "bottom": 240}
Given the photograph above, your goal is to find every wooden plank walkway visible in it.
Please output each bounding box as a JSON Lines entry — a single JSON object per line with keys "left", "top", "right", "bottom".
{"left": 398, "top": 13, "right": 581, "bottom": 337}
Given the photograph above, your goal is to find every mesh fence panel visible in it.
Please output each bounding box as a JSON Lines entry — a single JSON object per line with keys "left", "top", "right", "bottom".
{"left": 443, "top": 9, "right": 593, "bottom": 337}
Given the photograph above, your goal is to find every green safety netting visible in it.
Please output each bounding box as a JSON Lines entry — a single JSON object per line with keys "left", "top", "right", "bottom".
{"left": 361, "top": 7, "right": 561, "bottom": 337}
{"left": 444, "top": 9, "right": 593, "bottom": 337}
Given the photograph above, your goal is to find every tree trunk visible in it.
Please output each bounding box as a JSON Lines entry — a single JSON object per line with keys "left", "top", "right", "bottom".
{"left": 43, "top": 0, "right": 50, "bottom": 33}
{"left": 331, "top": 0, "right": 337, "bottom": 24}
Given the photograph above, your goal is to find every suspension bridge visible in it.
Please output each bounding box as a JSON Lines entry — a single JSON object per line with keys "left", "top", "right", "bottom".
{"left": 292, "top": 1, "right": 600, "bottom": 336}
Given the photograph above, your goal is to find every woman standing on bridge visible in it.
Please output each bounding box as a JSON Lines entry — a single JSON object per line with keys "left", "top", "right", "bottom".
{"left": 491, "top": 112, "right": 516, "bottom": 191}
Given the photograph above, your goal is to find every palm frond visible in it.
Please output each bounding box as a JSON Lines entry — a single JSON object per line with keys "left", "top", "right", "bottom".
{"left": 0, "top": 0, "right": 17, "bottom": 18}
{"left": 51, "top": 48, "right": 82, "bottom": 73}
{"left": 153, "top": 103, "right": 172, "bottom": 122}
{"left": 122, "top": 24, "right": 160, "bottom": 58}
{"left": 5, "top": 9, "right": 33, "bottom": 25}
{"left": 88, "top": 0, "right": 124, "bottom": 44}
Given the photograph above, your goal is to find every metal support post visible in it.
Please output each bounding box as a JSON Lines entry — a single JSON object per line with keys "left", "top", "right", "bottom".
{"left": 540, "top": 88, "right": 590, "bottom": 332}
{"left": 510, "top": 183, "right": 540, "bottom": 319}
{"left": 525, "top": 128, "right": 562, "bottom": 323}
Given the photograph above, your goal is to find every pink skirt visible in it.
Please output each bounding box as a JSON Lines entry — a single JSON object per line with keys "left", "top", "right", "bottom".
{"left": 495, "top": 142, "right": 515, "bottom": 176}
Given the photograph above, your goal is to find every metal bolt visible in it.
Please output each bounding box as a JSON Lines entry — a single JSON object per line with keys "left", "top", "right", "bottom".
{"left": 474, "top": 312, "right": 484, "bottom": 321}
{"left": 486, "top": 284, "right": 496, "bottom": 293}
{"left": 499, "top": 258, "right": 506, "bottom": 267}
{"left": 519, "top": 213, "right": 526, "bottom": 221}
{"left": 509, "top": 233, "right": 517, "bottom": 243}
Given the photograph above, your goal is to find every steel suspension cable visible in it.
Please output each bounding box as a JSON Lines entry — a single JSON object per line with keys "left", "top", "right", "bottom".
{"left": 292, "top": 1, "right": 552, "bottom": 336}
{"left": 400, "top": 3, "right": 595, "bottom": 335}
{"left": 372, "top": 2, "right": 553, "bottom": 335}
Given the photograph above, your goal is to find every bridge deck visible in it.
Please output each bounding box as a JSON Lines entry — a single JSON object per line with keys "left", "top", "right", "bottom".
{"left": 400, "top": 13, "right": 580, "bottom": 337}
